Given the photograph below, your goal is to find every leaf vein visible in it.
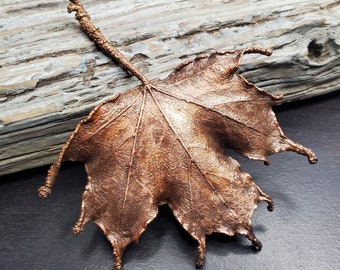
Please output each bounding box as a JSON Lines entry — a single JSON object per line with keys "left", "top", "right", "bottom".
{"left": 118, "top": 88, "right": 147, "bottom": 229}
{"left": 149, "top": 87, "right": 230, "bottom": 210}
{"left": 81, "top": 92, "right": 142, "bottom": 143}
{"left": 152, "top": 86, "right": 276, "bottom": 141}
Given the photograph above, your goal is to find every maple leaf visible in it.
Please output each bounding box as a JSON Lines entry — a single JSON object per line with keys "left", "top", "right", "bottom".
{"left": 39, "top": 1, "right": 317, "bottom": 269}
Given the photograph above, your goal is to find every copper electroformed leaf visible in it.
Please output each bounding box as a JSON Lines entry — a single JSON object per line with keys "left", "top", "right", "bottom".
{"left": 39, "top": 1, "right": 317, "bottom": 269}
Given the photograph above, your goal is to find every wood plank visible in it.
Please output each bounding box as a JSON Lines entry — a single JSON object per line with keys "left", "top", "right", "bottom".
{"left": 0, "top": 0, "right": 339, "bottom": 175}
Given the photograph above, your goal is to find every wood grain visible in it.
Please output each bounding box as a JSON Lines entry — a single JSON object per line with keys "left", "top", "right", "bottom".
{"left": 0, "top": 0, "right": 339, "bottom": 175}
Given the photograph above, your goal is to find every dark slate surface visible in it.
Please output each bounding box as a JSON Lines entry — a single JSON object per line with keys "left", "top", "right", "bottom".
{"left": 1, "top": 92, "right": 339, "bottom": 270}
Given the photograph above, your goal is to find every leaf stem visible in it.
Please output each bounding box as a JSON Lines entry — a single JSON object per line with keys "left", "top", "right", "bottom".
{"left": 67, "top": 0, "right": 149, "bottom": 86}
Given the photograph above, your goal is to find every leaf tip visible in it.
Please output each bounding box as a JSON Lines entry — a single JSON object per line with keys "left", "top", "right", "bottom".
{"left": 308, "top": 153, "right": 318, "bottom": 164}
{"left": 267, "top": 201, "right": 274, "bottom": 212}
{"left": 38, "top": 185, "right": 51, "bottom": 198}
{"left": 286, "top": 139, "right": 318, "bottom": 164}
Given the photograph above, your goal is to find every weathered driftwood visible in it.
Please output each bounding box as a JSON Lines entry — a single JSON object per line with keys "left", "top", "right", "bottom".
{"left": 0, "top": 0, "right": 339, "bottom": 176}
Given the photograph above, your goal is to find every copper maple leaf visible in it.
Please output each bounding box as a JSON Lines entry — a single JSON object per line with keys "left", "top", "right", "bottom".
{"left": 39, "top": 1, "right": 317, "bottom": 269}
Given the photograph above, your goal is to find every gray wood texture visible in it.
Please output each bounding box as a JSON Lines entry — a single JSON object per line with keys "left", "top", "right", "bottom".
{"left": 0, "top": 0, "right": 339, "bottom": 175}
